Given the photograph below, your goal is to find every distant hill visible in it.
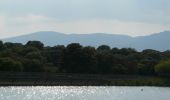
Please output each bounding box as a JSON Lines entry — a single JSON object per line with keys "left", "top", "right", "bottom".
{"left": 2, "top": 31, "right": 170, "bottom": 51}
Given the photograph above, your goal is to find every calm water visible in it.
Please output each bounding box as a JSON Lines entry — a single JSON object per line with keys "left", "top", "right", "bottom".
{"left": 0, "top": 86, "right": 170, "bottom": 100}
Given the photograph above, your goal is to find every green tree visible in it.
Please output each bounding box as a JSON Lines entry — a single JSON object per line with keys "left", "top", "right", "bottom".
{"left": 112, "top": 64, "right": 127, "bottom": 74}
{"left": 26, "top": 41, "right": 44, "bottom": 49}
{"left": 23, "top": 59, "right": 44, "bottom": 72}
{"left": 0, "top": 41, "right": 4, "bottom": 51}
{"left": 161, "top": 50, "right": 170, "bottom": 60}
{"left": 81, "top": 46, "right": 97, "bottom": 73}
{"left": 25, "top": 51, "right": 43, "bottom": 60}
{"left": 0, "top": 57, "right": 23, "bottom": 72}
{"left": 20, "top": 47, "right": 39, "bottom": 56}
{"left": 97, "top": 45, "right": 111, "bottom": 53}
{"left": 142, "top": 49, "right": 161, "bottom": 60}
{"left": 63, "top": 43, "right": 84, "bottom": 73}
{"left": 137, "top": 63, "right": 148, "bottom": 75}
{"left": 96, "top": 52, "right": 113, "bottom": 74}
{"left": 119, "top": 48, "right": 137, "bottom": 56}
{"left": 155, "top": 60, "right": 170, "bottom": 77}
{"left": 43, "top": 45, "right": 65, "bottom": 69}
{"left": 111, "top": 48, "right": 120, "bottom": 54}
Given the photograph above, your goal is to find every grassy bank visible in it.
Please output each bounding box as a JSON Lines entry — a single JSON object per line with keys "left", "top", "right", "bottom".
{"left": 107, "top": 77, "right": 170, "bottom": 86}
{"left": 0, "top": 72, "right": 170, "bottom": 86}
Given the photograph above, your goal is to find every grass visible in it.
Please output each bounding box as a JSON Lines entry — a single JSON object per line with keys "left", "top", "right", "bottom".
{"left": 105, "top": 77, "right": 170, "bottom": 86}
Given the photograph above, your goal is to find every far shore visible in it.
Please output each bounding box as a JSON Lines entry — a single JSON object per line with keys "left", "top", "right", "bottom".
{"left": 0, "top": 72, "right": 170, "bottom": 87}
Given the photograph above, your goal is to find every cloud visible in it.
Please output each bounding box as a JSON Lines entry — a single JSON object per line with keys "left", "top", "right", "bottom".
{"left": 0, "top": 14, "right": 50, "bottom": 38}
{"left": 0, "top": 16, "right": 5, "bottom": 29}
{"left": 0, "top": 14, "right": 170, "bottom": 38}
{"left": 0, "top": 0, "right": 170, "bottom": 25}
{"left": 39, "top": 19, "right": 170, "bottom": 37}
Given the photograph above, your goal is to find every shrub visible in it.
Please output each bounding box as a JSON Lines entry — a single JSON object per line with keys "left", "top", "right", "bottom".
{"left": 155, "top": 60, "right": 170, "bottom": 77}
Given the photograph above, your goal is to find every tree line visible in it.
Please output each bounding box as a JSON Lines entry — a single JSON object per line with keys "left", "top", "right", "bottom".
{"left": 0, "top": 40, "right": 170, "bottom": 77}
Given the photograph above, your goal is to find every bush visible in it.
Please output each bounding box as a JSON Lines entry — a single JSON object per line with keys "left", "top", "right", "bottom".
{"left": 155, "top": 60, "right": 170, "bottom": 77}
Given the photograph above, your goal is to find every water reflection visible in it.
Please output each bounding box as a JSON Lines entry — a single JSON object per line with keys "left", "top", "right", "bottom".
{"left": 0, "top": 86, "right": 170, "bottom": 100}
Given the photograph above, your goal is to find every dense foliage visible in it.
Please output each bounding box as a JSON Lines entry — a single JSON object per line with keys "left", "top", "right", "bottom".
{"left": 155, "top": 60, "right": 170, "bottom": 77}
{"left": 0, "top": 40, "right": 170, "bottom": 76}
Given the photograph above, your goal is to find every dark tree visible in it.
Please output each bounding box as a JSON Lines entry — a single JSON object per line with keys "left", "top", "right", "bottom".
{"left": 63, "top": 43, "right": 84, "bottom": 73}
{"left": 23, "top": 59, "right": 44, "bottom": 72}
{"left": 0, "top": 41, "right": 4, "bottom": 51}
{"left": 97, "top": 45, "right": 111, "bottom": 53}
{"left": 43, "top": 45, "right": 65, "bottom": 71}
{"left": 0, "top": 40, "right": 169, "bottom": 76}
{"left": 96, "top": 51, "right": 113, "bottom": 74}
{"left": 26, "top": 41, "right": 44, "bottom": 49}
{"left": 81, "top": 46, "right": 97, "bottom": 73}
{"left": 0, "top": 57, "right": 23, "bottom": 72}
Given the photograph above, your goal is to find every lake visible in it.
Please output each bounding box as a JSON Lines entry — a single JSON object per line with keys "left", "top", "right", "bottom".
{"left": 0, "top": 86, "right": 170, "bottom": 100}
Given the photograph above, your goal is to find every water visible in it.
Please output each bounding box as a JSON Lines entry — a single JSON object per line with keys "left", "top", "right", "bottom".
{"left": 0, "top": 86, "right": 170, "bottom": 100}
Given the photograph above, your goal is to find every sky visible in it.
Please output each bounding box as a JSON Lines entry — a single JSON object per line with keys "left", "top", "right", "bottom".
{"left": 0, "top": 0, "right": 170, "bottom": 38}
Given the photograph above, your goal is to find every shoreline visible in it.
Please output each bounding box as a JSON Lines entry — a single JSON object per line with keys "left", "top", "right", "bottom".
{"left": 0, "top": 72, "right": 170, "bottom": 87}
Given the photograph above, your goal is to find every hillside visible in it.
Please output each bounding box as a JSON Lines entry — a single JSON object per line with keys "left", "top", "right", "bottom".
{"left": 2, "top": 31, "right": 170, "bottom": 51}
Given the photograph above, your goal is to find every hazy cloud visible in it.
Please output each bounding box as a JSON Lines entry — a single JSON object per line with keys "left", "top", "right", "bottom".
{"left": 0, "top": 0, "right": 170, "bottom": 38}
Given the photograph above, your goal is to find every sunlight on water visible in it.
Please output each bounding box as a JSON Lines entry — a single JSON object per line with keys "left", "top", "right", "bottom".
{"left": 0, "top": 86, "right": 170, "bottom": 100}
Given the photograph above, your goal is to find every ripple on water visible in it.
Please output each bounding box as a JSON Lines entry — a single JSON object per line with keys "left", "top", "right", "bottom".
{"left": 0, "top": 86, "right": 170, "bottom": 100}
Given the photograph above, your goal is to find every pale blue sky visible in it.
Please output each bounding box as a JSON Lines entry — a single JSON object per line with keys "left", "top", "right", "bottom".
{"left": 0, "top": 0, "right": 170, "bottom": 38}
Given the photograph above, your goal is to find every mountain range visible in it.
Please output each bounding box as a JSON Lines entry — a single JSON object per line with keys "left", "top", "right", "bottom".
{"left": 2, "top": 31, "right": 170, "bottom": 51}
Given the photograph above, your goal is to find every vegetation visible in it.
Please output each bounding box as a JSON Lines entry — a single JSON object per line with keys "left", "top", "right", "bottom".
{"left": 155, "top": 60, "right": 170, "bottom": 77}
{"left": 0, "top": 40, "right": 170, "bottom": 78}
